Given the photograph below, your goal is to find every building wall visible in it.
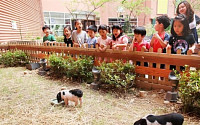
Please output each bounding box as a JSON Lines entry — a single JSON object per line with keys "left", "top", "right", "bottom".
{"left": 41, "top": 0, "right": 176, "bottom": 27}
{"left": 42, "top": 0, "right": 138, "bottom": 32}
{"left": 0, "top": 0, "right": 44, "bottom": 43}
{"left": 42, "top": 0, "right": 200, "bottom": 30}
{"left": 97, "top": 1, "right": 139, "bottom": 26}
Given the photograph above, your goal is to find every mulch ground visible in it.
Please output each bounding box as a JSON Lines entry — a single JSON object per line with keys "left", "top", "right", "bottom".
{"left": 0, "top": 67, "right": 199, "bottom": 125}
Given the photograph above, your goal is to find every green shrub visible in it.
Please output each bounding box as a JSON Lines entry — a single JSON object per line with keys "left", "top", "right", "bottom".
{"left": 0, "top": 50, "right": 29, "bottom": 67}
{"left": 97, "top": 60, "right": 135, "bottom": 91}
{"left": 55, "top": 36, "right": 64, "bottom": 42}
{"left": 177, "top": 68, "right": 200, "bottom": 113}
{"left": 49, "top": 54, "right": 94, "bottom": 83}
{"left": 48, "top": 54, "right": 67, "bottom": 77}
{"left": 68, "top": 56, "right": 94, "bottom": 83}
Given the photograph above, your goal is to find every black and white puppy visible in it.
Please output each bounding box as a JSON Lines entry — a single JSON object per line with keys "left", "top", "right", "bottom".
{"left": 56, "top": 89, "right": 83, "bottom": 107}
{"left": 134, "top": 113, "right": 184, "bottom": 125}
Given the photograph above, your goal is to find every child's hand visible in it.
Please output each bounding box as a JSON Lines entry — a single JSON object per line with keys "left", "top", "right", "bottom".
{"left": 83, "top": 43, "right": 88, "bottom": 48}
{"left": 153, "top": 33, "right": 160, "bottom": 39}
{"left": 189, "top": 47, "right": 195, "bottom": 53}
{"left": 99, "top": 47, "right": 106, "bottom": 52}
{"left": 112, "top": 44, "right": 117, "bottom": 49}
{"left": 100, "top": 44, "right": 105, "bottom": 48}
{"left": 141, "top": 46, "right": 148, "bottom": 52}
{"left": 44, "top": 40, "right": 50, "bottom": 43}
{"left": 74, "top": 43, "right": 80, "bottom": 47}
{"left": 166, "top": 44, "right": 171, "bottom": 49}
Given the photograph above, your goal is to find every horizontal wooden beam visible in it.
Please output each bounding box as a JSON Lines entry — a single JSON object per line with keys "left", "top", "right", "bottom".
{"left": 8, "top": 44, "right": 200, "bottom": 68}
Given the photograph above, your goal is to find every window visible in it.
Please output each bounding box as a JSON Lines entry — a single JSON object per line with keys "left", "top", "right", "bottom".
{"left": 44, "top": 12, "right": 49, "bottom": 17}
{"left": 96, "top": 17, "right": 100, "bottom": 26}
{"left": 108, "top": 18, "right": 137, "bottom": 29}
{"left": 44, "top": 12, "right": 71, "bottom": 36}
{"left": 108, "top": 18, "right": 124, "bottom": 26}
{"left": 43, "top": 11, "right": 96, "bottom": 36}
{"left": 50, "top": 12, "right": 64, "bottom": 18}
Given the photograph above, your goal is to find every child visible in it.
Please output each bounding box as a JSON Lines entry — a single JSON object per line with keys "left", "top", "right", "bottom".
{"left": 129, "top": 26, "right": 150, "bottom": 52}
{"left": 71, "top": 20, "right": 88, "bottom": 47}
{"left": 87, "top": 25, "right": 97, "bottom": 48}
{"left": 63, "top": 26, "right": 73, "bottom": 47}
{"left": 168, "top": 14, "right": 196, "bottom": 54}
{"left": 129, "top": 26, "right": 150, "bottom": 66}
{"left": 150, "top": 15, "right": 171, "bottom": 53}
{"left": 111, "top": 25, "right": 128, "bottom": 50}
{"left": 96, "top": 25, "right": 111, "bottom": 52}
{"left": 42, "top": 25, "right": 56, "bottom": 43}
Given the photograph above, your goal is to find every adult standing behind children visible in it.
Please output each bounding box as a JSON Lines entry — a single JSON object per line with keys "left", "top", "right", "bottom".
{"left": 42, "top": 26, "right": 56, "bottom": 43}
{"left": 72, "top": 20, "right": 88, "bottom": 47}
{"left": 87, "top": 25, "right": 97, "bottom": 48}
{"left": 150, "top": 15, "right": 171, "bottom": 53}
{"left": 176, "top": 1, "right": 200, "bottom": 43}
{"left": 63, "top": 26, "right": 73, "bottom": 47}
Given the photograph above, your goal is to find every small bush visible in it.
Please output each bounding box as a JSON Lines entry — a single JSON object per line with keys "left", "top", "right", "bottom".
{"left": 97, "top": 60, "right": 135, "bottom": 91}
{"left": 177, "top": 68, "right": 200, "bottom": 113}
{"left": 55, "top": 36, "right": 64, "bottom": 42}
{"left": 0, "top": 50, "right": 29, "bottom": 67}
{"left": 48, "top": 54, "right": 67, "bottom": 77}
{"left": 49, "top": 54, "right": 94, "bottom": 83}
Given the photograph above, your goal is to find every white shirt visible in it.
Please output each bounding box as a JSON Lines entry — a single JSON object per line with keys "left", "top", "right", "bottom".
{"left": 97, "top": 36, "right": 111, "bottom": 47}
{"left": 189, "top": 14, "right": 196, "bottom": 29}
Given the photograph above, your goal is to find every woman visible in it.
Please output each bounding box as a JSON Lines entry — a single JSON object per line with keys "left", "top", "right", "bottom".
{"left": 176, "top": 1, "right": 200, "bottom": 43}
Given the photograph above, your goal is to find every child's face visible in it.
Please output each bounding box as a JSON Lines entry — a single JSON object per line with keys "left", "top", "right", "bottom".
{"left": 99, "top": 29, "right": 107, "bottom": 38}
{"left": 178, "top": 3, "right": 187, "bottom": 15}
{"left": 154, "top": 21, "right": 161, "bottom": 31}
{"left": 134, "top": 33, "right": 144, "bottom": 43}
{"left": 88, "top": 30, "right": 95, "bottom": 38}
{"left": 43, "top": 28, "right": 50, "bottom": 35}
{"left": 173, "top": 20, "right": 184, "bottom": 36}
{"left": 64, "top": 28, "right": 71, "bottom": 36}
{"left": 112, "top": 29, "right": 121, "bottom": 38}
{"left": 75, "top": 21, "right": 83, "bottom": 30}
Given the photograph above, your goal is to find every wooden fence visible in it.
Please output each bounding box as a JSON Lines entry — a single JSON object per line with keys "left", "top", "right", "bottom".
{"left": 0, "top": 41, "right": 200, "bottom": 91}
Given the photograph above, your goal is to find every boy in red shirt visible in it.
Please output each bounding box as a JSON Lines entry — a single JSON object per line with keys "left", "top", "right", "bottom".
{"left": 129, "top": 26, "right": 150, "bottom": 52}
{"left": 150, "top": 15, "right": 170, "bottom": 53}
{"left": 129, "top": 26, "right": 150, "bottom": 66}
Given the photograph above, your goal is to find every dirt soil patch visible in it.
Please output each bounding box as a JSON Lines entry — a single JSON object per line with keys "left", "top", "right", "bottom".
{"left": 0, "top": 67, "right": 199, "bottom": 125}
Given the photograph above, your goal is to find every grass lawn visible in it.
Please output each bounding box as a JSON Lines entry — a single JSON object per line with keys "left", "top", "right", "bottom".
{"left": 0, "top": 67, "right": 199, "bottom": 125}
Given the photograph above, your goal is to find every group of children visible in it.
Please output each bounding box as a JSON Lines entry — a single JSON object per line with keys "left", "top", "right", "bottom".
{"left": 68, "top": 19, "right": 129, "bottom": 51}
{"left": 42, "top": 13, "right": 197, "bottom": 55}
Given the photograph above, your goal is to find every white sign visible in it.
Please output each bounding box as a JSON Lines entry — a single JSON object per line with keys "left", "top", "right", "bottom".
{"left": 117, "top": 7, "right": 124, "bottom": 13}
{"left": 11, "top": 21, "right": 17, "bottom": 30}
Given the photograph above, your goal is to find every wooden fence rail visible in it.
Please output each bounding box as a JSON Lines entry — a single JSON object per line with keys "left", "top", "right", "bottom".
{"left": 0, "top": 41, "right": 200, "bottom": 91}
